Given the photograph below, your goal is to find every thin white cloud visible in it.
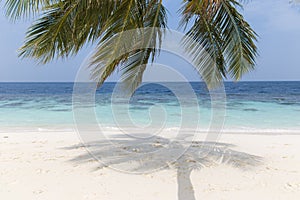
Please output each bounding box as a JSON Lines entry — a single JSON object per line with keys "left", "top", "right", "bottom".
{"left": 244, "top": 0, "right": 300, "bottom": 32}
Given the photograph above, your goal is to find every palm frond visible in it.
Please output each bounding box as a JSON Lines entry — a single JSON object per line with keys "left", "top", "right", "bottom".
{"left": 119, "top": 1, "right": 166, "bottom": 92}
{"left": 18, "top": 0, "right": 117, "bottom": 63}
{"left": 4, "top": 0, "right": 257, "bottom": 90}
{"left": 89, "top": 0, "right": 167, "bottom": 93}
{"left": 181, "top": 0, "right": 258, "bottom": 88}
{"left": 5, "top": 0, "right": 54, "bottom": 20}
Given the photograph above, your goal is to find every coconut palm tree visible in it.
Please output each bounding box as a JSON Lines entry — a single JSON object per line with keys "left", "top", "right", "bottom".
{"left": 4, "top": 0, "right": 257, "bottom": 90}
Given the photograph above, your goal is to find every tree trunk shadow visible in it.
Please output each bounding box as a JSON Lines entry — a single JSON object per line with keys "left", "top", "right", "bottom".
{"left": 177, "top": 161, "right": 196, "bottom": 200}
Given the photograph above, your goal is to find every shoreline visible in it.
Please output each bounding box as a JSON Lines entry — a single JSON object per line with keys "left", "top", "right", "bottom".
{"left": 1, "top": 125, "right": 300, "bottom": 135}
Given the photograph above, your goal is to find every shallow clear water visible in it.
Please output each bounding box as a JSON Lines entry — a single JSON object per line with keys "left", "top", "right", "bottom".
{"left": 0, "top": 82, "right": 299, "bottom": 133}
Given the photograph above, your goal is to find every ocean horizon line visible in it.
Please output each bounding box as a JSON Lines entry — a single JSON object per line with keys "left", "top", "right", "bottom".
{"left": 0, "top": 80, "right": 300, "bottom": 84}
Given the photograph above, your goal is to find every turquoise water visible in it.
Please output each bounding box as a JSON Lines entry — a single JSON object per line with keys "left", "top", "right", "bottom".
{"left": 0, "top": 82, "right": 299, "bottom": 133}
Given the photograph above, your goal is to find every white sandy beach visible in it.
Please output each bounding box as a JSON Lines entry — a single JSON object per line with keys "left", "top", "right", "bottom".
{"left": 1, "top": 131, "right": 300, "bottom": 200}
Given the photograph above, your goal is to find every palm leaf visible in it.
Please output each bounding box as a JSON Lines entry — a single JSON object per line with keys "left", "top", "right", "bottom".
{"left": 89, "top": 0, "right": 167, "bottom": 93}
{"left": 4, "top": 0, "right": 257, "bottom": 90}
{"left": 17, "top": 0, "right": 118, "bottom": 63}
{"left": 5, "top": 0, "right": 54, "bottom": 20}
{"left": 181, "top": 0, "right": 258, "bottom": 88}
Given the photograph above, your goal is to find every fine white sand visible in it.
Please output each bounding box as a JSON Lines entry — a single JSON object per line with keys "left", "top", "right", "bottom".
{"left": 1, "top": 131, "right": 300, "bottom": 200}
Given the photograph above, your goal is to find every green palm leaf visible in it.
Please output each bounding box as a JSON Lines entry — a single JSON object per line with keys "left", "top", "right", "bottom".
{"left": 89, "top": 0, "right": 167, "bottom": 92}
{"left": 5, "top": 0, "right": 54, "bottom": 20}
{"left": 4, "top": 0, "right": 258, "bottom": 91}
{"left": 17, "top": 0, "right": 118, "bottom": 63}
{"left": 181, "top": 0, "right": 257, "bottom": 88}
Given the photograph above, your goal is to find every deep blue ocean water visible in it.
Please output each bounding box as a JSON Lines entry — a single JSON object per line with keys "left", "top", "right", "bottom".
{"left": 0, "top": 82, "right": 299, "bottom": 133}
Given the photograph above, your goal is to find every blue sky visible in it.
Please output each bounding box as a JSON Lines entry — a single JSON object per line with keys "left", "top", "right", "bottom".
{"left": 0, "top": 0, "right": 300, "bottom": 82}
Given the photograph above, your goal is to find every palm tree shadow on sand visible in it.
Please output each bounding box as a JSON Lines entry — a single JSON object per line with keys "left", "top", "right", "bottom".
{"left": 65, "top": 133, "right": 262, "bottom": 200}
